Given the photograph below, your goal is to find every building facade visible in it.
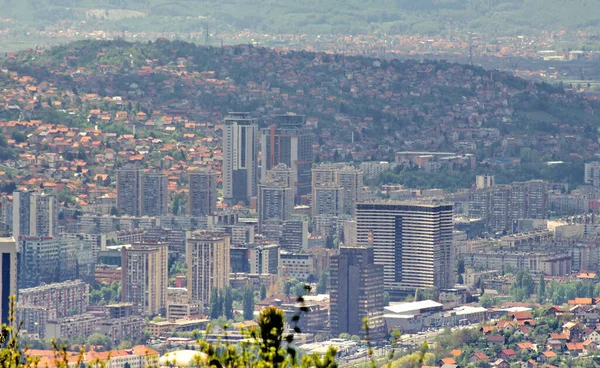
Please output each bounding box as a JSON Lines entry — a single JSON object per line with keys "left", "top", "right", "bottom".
{"left": 186, "top": 230, "right": 230, "bottom": 308}
{"left": 330, "top": 246, "right": 385, "bottom": 339}
{"left": 356, "top": 201, "right": 454, "bottom": 291}
{"left": 18, "top": 280, "right": 89, "bottom": 318}
{"left": 120, "top": 243, "right": 168, "bottom": 316}
{"left": 260, "top": 113, "right": 313, "bottom": 199}
{"left": 188, "top": 170, "right": 217, "bottom": 217}
{"left": 258, "top": 164, "right": 294, "bottom": 231}
{"left": 117, "top": 167, "right": 143, "bottom": 216}
{"left": 142, "top": 171, "right": 169, "bottom": 217}
{"left": 0, "top": 237, "right": 17, "bottom": 325}
{"left": 222, "top": 112, "right": 258, "bottom": 206}
{"left": 12, "top": 191, "right": 58, "bottom": 239}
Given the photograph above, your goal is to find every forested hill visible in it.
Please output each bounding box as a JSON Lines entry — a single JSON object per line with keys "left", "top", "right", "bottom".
{"left": 1, "top": 0, "right": 599, "bottom": 36}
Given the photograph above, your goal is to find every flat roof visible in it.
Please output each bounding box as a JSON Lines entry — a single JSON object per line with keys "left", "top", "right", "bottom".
{"left": 384, "top": 300, "right": 443, "bottom": 314}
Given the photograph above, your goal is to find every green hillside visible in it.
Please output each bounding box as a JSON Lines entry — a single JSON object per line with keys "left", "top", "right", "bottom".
{"left": 2, "top": 0, "right": 600, "bottom": 37}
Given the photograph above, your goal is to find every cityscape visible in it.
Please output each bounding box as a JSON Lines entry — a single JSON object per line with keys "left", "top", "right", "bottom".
{"left": 4, "top": 2, "right": 600, "bottom": 368}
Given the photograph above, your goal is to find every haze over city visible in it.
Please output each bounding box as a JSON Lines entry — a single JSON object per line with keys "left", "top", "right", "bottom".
{"left": 2, "top": 1, "right": 600, "bottom": 367}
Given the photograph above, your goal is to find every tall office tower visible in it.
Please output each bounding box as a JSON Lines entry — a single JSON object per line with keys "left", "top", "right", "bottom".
{"left": 12, "top": 191, "right": 58, "bottom": 239}
{"left": 121, "top": 243, "right": 168, "bottom": 316}
{"left": 336, "top": 167, "right": 363, "bottom": 216}
{"left": 312, "top": 184, "right": 344, "bottom": 217}
{"left": 117, "top": 167, "right": 143, "bottom": 216}
{"left": 260, "top": 113, "right": 313, "bottom": 199}
{"left": 142, "top": 171, "right": 169, "bottom": 217}
{"left": 0, "top": 237, "right": 17, "bottom": 325}
{"left": 476, "top": 175, "right": 495, "bottom": 190}
{"left": 330, "top": 246, "right": 385, "bottom": 339}
{"left": 188, "top": 170, "right": 217, "bottom": 217}
{"left": 356, "top": 201, "right": 454, "bottom": 291}
{"left": 222, "top": 112, "right": 258, "bottom": 206}
{"left": 186, "top": 230, "right": 230, "bottom": 308}
{"left": 280, "top": 220, "right": 308, "bottom": 252}
{"left": 585, "top": 162, "right": 600, "bottom": 187}
{"left": 258, "top": 164, "right": 294, "bottom": 231}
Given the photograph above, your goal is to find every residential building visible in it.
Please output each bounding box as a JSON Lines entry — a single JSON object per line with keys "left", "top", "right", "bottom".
{"left": 258, "top": 164, "right": 294, "bottom": 231}
{"left": 468, "top": 180, "right": 549, "bottom": 233}
{"left": 336, "top": 166, "right": 363, "bottom": 216}
{"left": 260, "top": 113, "right": 313, "bottom": 199}
{"left": 585, "top": 162, "right": 600, "bottom": 187}
{"left": 222, "top": 112, "right": 258, "bottom": 206}
{"left": 279, "top": 220, "right": 308, "bottom": 252}
{"left": 142, "top": 171, "right": 169, "bottom": 217}
{"left": 18, "top": 236, "right": 72, "bottom": 289}
{"left": 356, "top": 201, "right": 454, "bottom": 291}
{"left": 360, "top": 161, "right": 392, "bottom": 180}
{"left": 18, "top": 280, "right": 89, "bottom": 318}
{"left": 330, "top": 246, "right": 385, "bottom": 339}
{"left": 45, "top": 314, "right": 98, "bottom": 340}
{"left": 120, "top": 243, "right": 168, "bottom": 316}
{"left": 15, "top": 305, "right": 56, "bottom": 338}
{"left": 117, "top": 167, "right": 143, "bottom": 216}
{"left": 0, "top": 237, "right": 17, "bottom": 325}
{"left": 476, "top": 175, "right": 495, "bottom": 190}
{"left": 312, "top": 184, "right": 344, "bottom": 218}
{"left": 248, "top": 243, "right": 279, "bottom": 275}
{"left": 278, "top": 251, "right": 315, "bottom": 280}
{"left": 12, "top": 191, "right": 58, "bottom": 239}
{"left": 186, "top": 230, "right": 230, "bottom": 308}
{"left": 188, "top": 170, "right": 217, "bottom": 216}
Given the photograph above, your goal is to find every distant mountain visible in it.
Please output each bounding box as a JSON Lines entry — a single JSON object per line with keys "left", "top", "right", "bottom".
{"left": 2, "top": 0, "right": 600, "bottom": 37}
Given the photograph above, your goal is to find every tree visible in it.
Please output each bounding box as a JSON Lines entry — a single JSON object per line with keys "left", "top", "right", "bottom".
{"left": 209, "top": 288, "right": 222, "bottom": 319}
{"left": 223, "top": 287, "right": 234, "bottom": 320}
{"left": 316, "top": 271, "right": 328, "bottom": 294}
{"left": 260, "top": 284, "right": 267, "bottom": 301}
{"left": 86, "top": 333, "right": 112, "bottom": 348}
{"left": 243, "top": 285, "right": 255, "bottom": 320}
{"left": 538, "top": 274, "right": 546, "bottom": 303}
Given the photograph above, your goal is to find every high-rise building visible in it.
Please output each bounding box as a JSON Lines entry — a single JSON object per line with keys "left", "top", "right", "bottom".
{"left": 117, "top": 167, "right": 143, "bottom": 216}
{"left": 312, "top": 184, "right": 344, "bottom": 218}
{"left": 585, "top": 162, "right": 600, "bottom": 187}
{"left": 142, "top": 172, "right": 169, "bottom": 217}
{"left": 468, "top": 180, "right": 548, "bottom": 233}
{"left": 336, "top": 167, "right": 363, "bottom": 216}
{"left": 476, "top": 175, "right": 495, "bottom": 190}
{"left": 311, "top": 164, "right": 362, "bottom": 217}
{"left": 248, "top": 243, "right": 279, "bottom": 274}
{"left": 258, "top": 164, "right": 294, "bottom": 231}
{"left": 188, "top": 170, "right": 217, "bottom": 217}
{"left": 260, "top": 113, "right": 313, "bottom": 199}
{"left": 330, "top": 246, "right": 385, "bottom": 339}
{"left": 0, "top": 237, "right": 17, "bottom": 325}
{"left": 121, "top": 243, "right": 168, "bottom": 316}
{"left": 222, "top": 112, "right": 258, "bottom": 206}
{"left": 280, "top": 220, "right": 308, "bottom": 252}
{"left": 12, "top": 191, "right": 58, "bottom": 239}
{"left": 186, "top": 230, "right": 230, "bottom": 308}
{"left": 18, "top": 236, "right": 74, "bottom": 289}
{"left": 356, "top": 201, "right": 454, "bottom": 291}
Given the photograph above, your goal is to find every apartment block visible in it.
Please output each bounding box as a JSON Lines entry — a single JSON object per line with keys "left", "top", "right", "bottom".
{"left": 121, "top": 243, "right": 168, "bottom": 316}
{"left": 186, "top": 230, "right": 230, "bottom": 307}
{"left": 188, "top": 170, "right": 217, "bottom": 217}
{"left": 19, "top": 280, "right": 89, "bottom": 318}
{"left": 142, "top": 171, "right": 169, "bottom": 217}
